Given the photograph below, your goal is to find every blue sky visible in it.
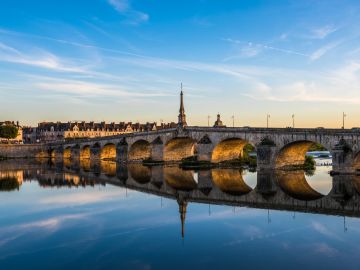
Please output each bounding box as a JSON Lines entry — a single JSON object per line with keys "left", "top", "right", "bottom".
{"left": 1, "top": 0, "right": 360, "bottom": 127}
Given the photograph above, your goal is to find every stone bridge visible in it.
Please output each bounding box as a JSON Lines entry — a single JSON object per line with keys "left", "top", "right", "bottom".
{"left": 41, "top": 126, "right": 360, "bottom": 174}
{"left": 2, "top": 91, "right": 360, "bottom": 174}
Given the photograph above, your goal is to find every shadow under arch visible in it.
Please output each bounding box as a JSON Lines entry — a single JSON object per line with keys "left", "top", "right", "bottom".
{"left": 276, "top": 170, "right": 324, "bottom": 201}
{"left": 63, "top": 146, "right": 72, "bottom": 159}
{"left": 211, "top": 168, "right": 252, "bottom": 195}
{"left": 128, "top": 140, "right": 151, "bottom": 161}
{"left": 164, "top": 167, "right": 197, "bottom": 191}
{"left": 164, "top": 137, "right": 196, "bottom": 162}
{"left": 352, "top": 151, "right": 360, "bottom": 172}
{"left": 211, "top": 138, "right": 252, "bottom": 163}
{"left": 101, "top": 143, "right": 116, "bottom": 160}
{"left": 128, "top": 164, "right": 152, "bottom": 184}
{"left": 276, "top": 140, "right": 328, "bottom": 169}
{"left": 80, "top": 145, "right": 91, "bottom": 159}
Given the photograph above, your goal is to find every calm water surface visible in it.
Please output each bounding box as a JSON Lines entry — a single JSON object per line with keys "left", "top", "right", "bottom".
{"left": 0, "top": 159, "right": 360, "bottom": 270}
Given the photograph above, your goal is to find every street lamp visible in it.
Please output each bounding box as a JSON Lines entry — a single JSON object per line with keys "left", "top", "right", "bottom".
{"left": 231, "top": 115, "right": 235, "bottom": 127}
{"left": 207, "top": 115, "right": 211, "bottom": 127}
{"left": 292, "top": 114, "right": 295, "bottom": 128}
{"left": 267, "top": 114, "right": 270, "bottom": 128}
{"left": 342, "top": 112, "right": 347, "bottom": 129}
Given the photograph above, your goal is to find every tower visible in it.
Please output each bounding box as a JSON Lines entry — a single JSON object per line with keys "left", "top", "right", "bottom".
{"left": 177, "top": 197, "right": 188, "bottom": 238}
{"left": 178, "top": 83, "right": 187, "bottom": 127}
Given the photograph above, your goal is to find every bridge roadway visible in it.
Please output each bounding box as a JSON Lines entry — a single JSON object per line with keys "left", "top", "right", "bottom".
{"left": 4, "top": 159, "right": 360, "bottom": 218}
{"left": 39, "top": 126, "right": 360, "bottom": 174}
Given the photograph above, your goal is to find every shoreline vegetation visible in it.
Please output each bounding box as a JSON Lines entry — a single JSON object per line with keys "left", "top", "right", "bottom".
{"left": 0, "top": 176, "right": 20, "bottom": 191}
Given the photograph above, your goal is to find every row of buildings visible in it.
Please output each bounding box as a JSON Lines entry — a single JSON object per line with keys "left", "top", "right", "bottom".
{"left": 1, "top": 120, "right": 177, "bottom": 144}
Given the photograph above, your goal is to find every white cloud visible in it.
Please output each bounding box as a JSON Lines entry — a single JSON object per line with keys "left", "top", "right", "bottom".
{"left": 39, "top": 190, "right": 126, "bottom": 205}
{"left": 108, "top": 0, "right": 129, "bottom": 12}
{"left": 108, "top": 0, "right": 149, "bottom": 25}
{"left": 34, "top": 77, "right": 172, "bottom": 98}
{"left": 311, "top": 25, "right": 338, "bottom": 39}
{"left": 312, "top": 243, "right": 339, "bottom": 256}
{"left": 310, "top": 41, "right": 341, "bottom": 61}
{"left": 223, "top": 38, "right": 309, "bottom": 59}
{"left": 0, "top": 42, "right": 88, "bottom": 73}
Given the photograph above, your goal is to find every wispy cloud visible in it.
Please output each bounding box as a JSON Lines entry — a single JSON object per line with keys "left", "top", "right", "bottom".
{"left": 34, "top": 78, "right": 173, "bottom": 98}
{"left": 311, "top": 25, "right": 338, "bottom": 39}
{"left": 0, "top": 42, "right": 88, "bottom": 73}
{"left": 108, "top": 0, "right": 149, "bottom": 25}
{"left": 223, "top": 38, "right": 309, "bottom": 59}
{"left": 310, "top": 41, "right": 342, "bottom": 61}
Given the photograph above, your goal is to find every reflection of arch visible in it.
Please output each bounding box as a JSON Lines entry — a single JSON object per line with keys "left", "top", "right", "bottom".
{"left": 276, "top": 141, "right": 325, "bottom": 168}
{"left": 101, "top": 160, "right": 116, "bottom": 176}
{"left": 129, "top": 140, "right": 151, "bottom": 161}
{"left": 164, "top": 138, "right": 196, "bottom": 161}
{"left": 211, "top": 138, "right": 248, "bottom": 163}
{"left": 63, "top": 147, "right": 71, "bottom": 159}
{"left": 50, "top": 149, "right": 56, "bottom": 158}
{"left": 352, "top": 175, "right": 360, "bottom": 195}
{"left": 35, "top": 149, "right": 49, "bottom": 159}
{"left": 128, "top": 164, "right": 152, "bottom": 184}
{"left": 80, "top": 145, "right": 91, "bottom": 159}
{"left": 212, "top": 169, "right": 252, "bottom": 195}
{"left": 101, "top": 143, "right": 116, "bottom": 160}
{"left": 164, "top": 167, "right": 197, "bottom": 191}
{"left": 80, "top": 158, "right": 91, "bottom": 171}
{"left": 276, "top": 171, "right": 323, "bottom": 201}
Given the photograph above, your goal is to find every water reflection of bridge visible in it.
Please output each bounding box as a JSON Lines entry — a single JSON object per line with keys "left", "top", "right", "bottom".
{"left": 2, "top": 159, "right": 360, "bottom": 238}
{"left": 2, "top": 159, "right": 360, "bottom": 217}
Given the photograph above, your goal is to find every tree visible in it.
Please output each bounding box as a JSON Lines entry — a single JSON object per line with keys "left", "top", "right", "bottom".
{"left": 0, "top": 125, "right": 19, "bottom": 140}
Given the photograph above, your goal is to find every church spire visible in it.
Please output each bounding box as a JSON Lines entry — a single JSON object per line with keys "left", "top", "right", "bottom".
{"left": 178, "top": 83, "right": 187, "bottom": 127}
{"left": 177, "top": 198, "right": 188, "bottom": 238}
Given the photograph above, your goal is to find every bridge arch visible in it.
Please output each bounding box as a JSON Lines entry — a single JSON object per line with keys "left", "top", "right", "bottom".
{"left": 100, "top": 143, "right": 116, "bottom": 160}
{"left": 80, "top": 145, "right": 91, "bottom": 159}
{"left": 63, "top": 146, "right": 72, "bottom": 159}
{"left": 164, "top": 137, "right": 196, "bottom": 162}
{"left": 275, "top": 140, "right": 328, "bottom": 169}
{"left": 352, "top": 151, "right": 360, "bottom": 171}
{"left": 211, "top": 138, "right": 253, "bottom": 163}
{"left": 129, "top": 140, "right": 151, "bottom": 161}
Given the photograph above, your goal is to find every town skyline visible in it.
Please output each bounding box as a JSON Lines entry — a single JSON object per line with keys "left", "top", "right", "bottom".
{"left": 1, "top": 0, "right": 360, "bottom": 128}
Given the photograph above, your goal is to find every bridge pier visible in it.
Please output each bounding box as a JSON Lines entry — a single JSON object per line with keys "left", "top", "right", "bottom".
{"left": 332, "top": 139, "right": 354, "bottom": 174}
{"left": 71, "top": 146, "right": 80, "bottom": 161}
{"left": 116, "top": 164, "right": 128, "bottom": 183}
{"left": 330, "top": 174, "right": 354, "bottom": 202}
{"left": 116, "top": 143, "right": 128, "bottom": 162}
{"left": 197, "top": 144, "right": 213, "bottom": 162}
{"left": 151, "top": 143, "right": 164, "bottom": 162}
{"left": 197, "top": 170, "right": 213, "bottom": 195}
{"left": 53, "top": 147, "right": 64, "bottom": 163}
{"left": 256, "top": 145, "right": 277, "bottom": 171}
{"left": 256, "top": 169, "right": 277, "bottom": 196}
{"left": 151, "top": 166, "right": 164, "bottom": 189}
{"left": 90, "top": 145, "right": 101, "bottom": 161}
